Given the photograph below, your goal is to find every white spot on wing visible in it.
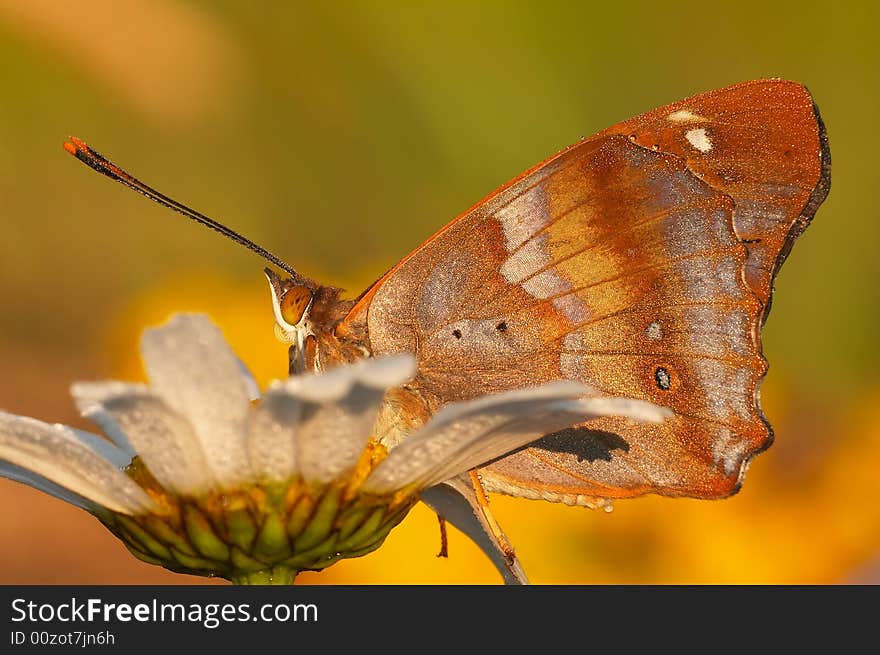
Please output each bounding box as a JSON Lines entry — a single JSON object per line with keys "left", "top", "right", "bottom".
{"left": 685, "top": 128, "right": 712, "bottom": 153}
{"left": 500, "top": 236, "right": 551, "bottom": 285}
{"left": 552, "top": 294, "right": 590, "bottom": 323}
{"left": 667, "top": 109, "right": 706, "bottom": 123}
{"left": 646, "top": 321, "right": 662, "bottom": 340}
{"left": 496, "top": 186, "right": 551, "bottom": 252}
{"left": 498, "top": 199, "right": 590, "bottom": 320}
{"left": 711, "top": 428, "right": 748, "bottom": 476}
{"left": 521, "top": 269, "right": 568, "bottom": 298}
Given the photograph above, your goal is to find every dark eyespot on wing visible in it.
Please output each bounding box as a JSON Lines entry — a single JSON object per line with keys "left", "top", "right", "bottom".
{"left": 654, "top": 367, "right": 671, "bottom": 390}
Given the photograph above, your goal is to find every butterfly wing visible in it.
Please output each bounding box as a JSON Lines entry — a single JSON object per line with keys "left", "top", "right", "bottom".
{"left": 348, "top": 79, "right": 830, "bottom": 503}
{"left": 600, "top": 79, "right": 831, "bottom": 310}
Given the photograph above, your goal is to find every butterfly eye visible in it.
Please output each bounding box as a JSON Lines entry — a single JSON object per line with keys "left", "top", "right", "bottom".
{"left": 280, "top": 285, "right": 313, "bottom": 326}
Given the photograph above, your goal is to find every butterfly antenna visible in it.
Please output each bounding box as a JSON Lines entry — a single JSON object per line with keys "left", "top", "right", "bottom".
{"left": 62, "top": 136, "right": 311, "bottom": 285}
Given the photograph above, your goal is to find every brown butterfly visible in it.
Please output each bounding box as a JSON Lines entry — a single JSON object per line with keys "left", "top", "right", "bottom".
{"left": 65, "top": 78, "right": 831, "bottom": 582}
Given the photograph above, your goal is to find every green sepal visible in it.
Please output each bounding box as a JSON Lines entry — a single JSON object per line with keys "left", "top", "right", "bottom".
{"left": 336, "top": 505, "right": 372, "bottom": 542}
{"left": 183, "top": 505, "right": 230, "bottom": 561}
{"left": 142, "top": 515, "right": 198, "bottom": 556}
{"left": 336, "top": 506, "right": 386, "bottom": 551}
{"left": 254, "top": 510, "right": 291, "bottom": 559}
{"left": 293, "top": 487, "right": 342, "bottom": 551}
{"left": 170, "top": 547, "right": 221, "bottom": 572}
{"left": 285, "top": 533, "right": 338, "bottom": 569}
{"left": 225, "top": 507, "right": 258, "bottom": 551}
{"left": 230, "top": 546, "right": 268, "bottom": 573}
{"left": 286, "top": 494, "right": 315, "bottom": 539}
{"left": 115, "top": 515, "right": 172, "bottom": 560}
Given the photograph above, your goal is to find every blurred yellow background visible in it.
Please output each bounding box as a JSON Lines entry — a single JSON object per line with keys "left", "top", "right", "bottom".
{"left": 1, "top": 1, "right": 877, "bottom": 584}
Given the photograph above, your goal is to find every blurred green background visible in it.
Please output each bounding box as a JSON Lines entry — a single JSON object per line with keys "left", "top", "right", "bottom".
{"left": 1, "top": 0, "right": 878, "bottom": 584}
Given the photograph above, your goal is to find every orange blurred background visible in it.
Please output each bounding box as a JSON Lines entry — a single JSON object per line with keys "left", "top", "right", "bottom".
{"left": 1, "top": 1, "right": 878, "bottom": 584}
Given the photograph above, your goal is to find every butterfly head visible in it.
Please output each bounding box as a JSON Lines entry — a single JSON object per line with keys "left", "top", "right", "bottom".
{"left": 265, "top": 267, "right": 315, "bottom": 345}
{"left": 264, "top": 268, "right": 366, "bottom": 375}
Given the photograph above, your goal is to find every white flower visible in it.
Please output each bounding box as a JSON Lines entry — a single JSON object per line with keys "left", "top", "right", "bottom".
{"left": 0, "top": 314, "right": 668, "bottom": 584}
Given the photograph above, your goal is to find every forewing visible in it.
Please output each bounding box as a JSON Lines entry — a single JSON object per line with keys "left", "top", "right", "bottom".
{"left": 602, "top": 79, "right": 831, "bottom": 307}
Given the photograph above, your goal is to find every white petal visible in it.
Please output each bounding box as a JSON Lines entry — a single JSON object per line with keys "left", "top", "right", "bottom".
{"left": 273, "top": 355, "right": 414, "bottom": 485}
{"left": 421, "top": 475, "right": 528, "bottom": 585}
{"left": 284, "top": 354, "right": 416, "bottom": 403}
{"left": 237, "top": 357, "right": 261, "bottom": 402}
{"left": 72, "top": 382, "right": 217, "bottom": 495}
{"left": 140, "top": 314, "right": 252, "bottom": 487}
{"left": 354, "top": 354, "right": 417, "bottom": 388}
{"left": 71, "top": 382, "right": 138, "bottom": 458}
{"left": 279, "top": 385, "right": 378, "bottom": 485}
{"left": 284, "top": 365, "right": 358, "bottom": 403}
{"left": 246, "top": 388, "right": 301, "bottom": 483}
{"left": 363, "top": 382, "right": 670, "bottom": 494}
{"left": 0, "top": 413, "right": 154, "bottom": 514}
{"left": 0, "top": 461, "right": 97, "bottom": 511}
{"left": 59, "top": 420, "right": 135, "bottom": 469}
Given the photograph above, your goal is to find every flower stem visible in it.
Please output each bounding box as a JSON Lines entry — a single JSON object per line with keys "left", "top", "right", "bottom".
{"left": 231, "top": 566, "right": 299, "bottom": 585}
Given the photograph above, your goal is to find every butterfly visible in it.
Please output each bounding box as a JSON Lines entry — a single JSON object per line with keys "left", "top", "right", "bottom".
{"left": 65, "top": 78, "right": 831, "bottom": 582}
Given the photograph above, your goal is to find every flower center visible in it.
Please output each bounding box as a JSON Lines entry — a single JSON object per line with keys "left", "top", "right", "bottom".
{"left": 99, "top": 456, "right": 416, "bottom": 584}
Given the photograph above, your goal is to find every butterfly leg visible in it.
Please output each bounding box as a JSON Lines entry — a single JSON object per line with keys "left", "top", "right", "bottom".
{"left": 466, "top": 470, "right": 518, "bottom": 562}
{"left": 436, "top": 514, "right": 449, "bottom": 558}
{"left": 420, "top": 472, "right": 528, "bottom": 584}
